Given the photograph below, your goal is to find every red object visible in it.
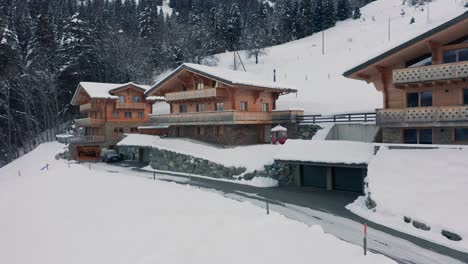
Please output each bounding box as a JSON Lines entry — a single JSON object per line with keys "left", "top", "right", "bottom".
{"left": 271, "top": 137, "right": 277, "bottom": 144}
{"left": 279, "top": 137, "right": 287, "bottom": 145}
{"left": 364, "top": 223, "right": 367, "bottom": 236}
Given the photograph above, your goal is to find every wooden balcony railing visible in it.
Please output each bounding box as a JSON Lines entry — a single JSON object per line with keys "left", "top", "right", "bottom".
{"left": 377, "top": 106, "right": 468, "bottom": 127}
{"left": 115, "top": 102, "right": 146, "bottom": 109}
{"left": 68, "top": 135, "right": 105, "bottom": 143}
{"left": 74, "top": 118, "right": 105, "bottom": 127}
{"left": 393, "top": 61, "right": 468, "bottom": 85}
{"left": 165, "top": 88, "right": 224, "bottom": 102}
{"left": 150, "top": 110, "right": 303, "bottom": 125}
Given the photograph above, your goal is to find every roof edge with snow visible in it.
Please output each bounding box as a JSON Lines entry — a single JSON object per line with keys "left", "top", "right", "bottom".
{"left": 343, "top": 11, "right": 468, "bottom": 78}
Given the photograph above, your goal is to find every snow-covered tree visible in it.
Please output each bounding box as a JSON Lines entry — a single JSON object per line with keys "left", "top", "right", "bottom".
{"left": 336, "top": 0, "right": 352, "bottom": 21}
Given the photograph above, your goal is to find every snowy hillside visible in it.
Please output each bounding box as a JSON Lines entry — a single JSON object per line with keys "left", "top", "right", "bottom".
{"left": 212, "top": 0, "right": 467, "bottom": 114}
{"left": 0, "top": 143, "right": 395, "bottom": 264}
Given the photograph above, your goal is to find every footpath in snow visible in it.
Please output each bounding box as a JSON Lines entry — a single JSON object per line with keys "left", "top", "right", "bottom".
{"left": 0, "top": 142, "right": 395, "bottom": 264}
{"left": 347, "top": 146, "right": 468, "bottom": 253}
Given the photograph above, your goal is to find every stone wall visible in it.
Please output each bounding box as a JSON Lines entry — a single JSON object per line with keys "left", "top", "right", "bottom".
{"left": 297, "top": 124, "right": 321, "bottom": 140}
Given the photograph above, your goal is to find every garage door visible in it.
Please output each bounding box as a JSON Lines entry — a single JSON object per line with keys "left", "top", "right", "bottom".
{"left": 332, "top": 167, "right": 364, "bottom": 193}
{"left": 302, "top": 165, "right": 327, "bottom": 189}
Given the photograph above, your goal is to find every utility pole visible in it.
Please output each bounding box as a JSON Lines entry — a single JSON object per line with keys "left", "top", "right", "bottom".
{"left": 388, "top": 16, "right": 391, "bottom": 42}
{"left": 427, "top": 1, "right": 430, "bottom": 24}
{"left": 322, "top": 31, "right": 325, "bottom": 55}
{"left": 233, "top": 51, "right": 237, "bottom": 70}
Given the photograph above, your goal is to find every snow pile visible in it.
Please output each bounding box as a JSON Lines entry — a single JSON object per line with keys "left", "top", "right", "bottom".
{"left": 347, "top": 147, "right": 468, "bottom": 252}
{"left": 208, "top": 0, "right": 466, "bottom": 114}
{"left": 0, "top": 142, "right": 395, "bottom": 264}
{"left": 118, "top": 134, "right": 374, "bottom": 172}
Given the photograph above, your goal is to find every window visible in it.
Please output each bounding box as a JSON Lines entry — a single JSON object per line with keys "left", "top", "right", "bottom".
{"left": 118, "top": 96, "right": 125, "bottom": 102}
{"left": 464, "top": 89, "right": 468, "bottom": 105}
{"left": 114, "top": 127, "right": 124, "bottom": 133}
{"left": 179, "top": 104, "right": 187, "bottom": 113}
{"left": 406, "top": 54, "right": 432, "bottom": 68}
{"left": 455, "top": 128, "right": 468, "bottom": 141}
{"left": 112, "top": 111, "right": 119, "bottom": 118}
{"left": 196, "top": 127, "right": 204, "bottom": 136}
{"left": 196, "top": 103, "right": 205, "bottom": 112}
{"left": 262, "top": 103, "right": 269, "bottom": 112}
{"left": 403, "top": 129, "right": 417, "bottom": 144}
{"left": 215, "top": 126, "right": 224, "bottom": 136}
{"left": 407, "top": 91, "right": 432, "bottom": 107}
{"left": 195, "top": 82, "right": 204, "bottom": 90}
{"left": 215, "top": 102, "right": 224, "bottom": 111}
{"left": 419, "top": 129, "right": 433, "bottom": 144}
{"left": 137, "top": 111, "right": 144, "bottom": 118}
{"left": 403, "top": 128, "right": 432, "bottom": 144}
{"left": 444, "top": 48, "right": 468, "bottom": 63}
{"left": 443, "top": 50, "right": 457, "bottom": 63}
{"left": 212, "top": 80, "right": 218, "bottom": 88}
{"left": 124, "top": 111, "right": 132, "bottom": 118}
{"left": 130, "top": 127, "right": 138, "bottom": 133}
{"left": 175, "top": 127, "right": 182, "bottom": 137}
{"left": 132, "top": 96, "right": 141, "bottom": 102}
{"left": 240, "top": 101, "right": 248, "bottom": 111}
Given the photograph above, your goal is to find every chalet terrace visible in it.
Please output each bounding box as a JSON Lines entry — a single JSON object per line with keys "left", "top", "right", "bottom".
{"left": 144, "top": 63, "right": 302, "bottom": 145}
{"left": 69, "top": 82, "right": 163, "bottom": 160}
{"left": 344, "top": 11, "right": 468, "bottom": 145}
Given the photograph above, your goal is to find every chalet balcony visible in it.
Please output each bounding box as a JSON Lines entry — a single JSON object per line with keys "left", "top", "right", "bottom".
{"left": 74, "top": 118, "right": 105, "bottom": 127}
{"left": 393, "top": 61, "right": 468, "bottom": 85}
{"left": 376, "top": 106, "right": 468, "bottom": 127}
{"left": 115, "top": 102, "right": 146, "bottom": 109}
{"left": 150, "top": 110, "right": 303, "bottom": 126}
{"left": 165, "top": 88, "right": 225, "bottom": 102}
{"left": 68, "top": 135, "right": 105, "bottom": 143}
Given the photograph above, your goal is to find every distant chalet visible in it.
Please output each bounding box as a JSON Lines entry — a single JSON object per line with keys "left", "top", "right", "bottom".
{"left": 344, "top": 11, "right": 468, "bottom": 145}
{"left": 144, "top": 63, "right": 302, "bottom": 145}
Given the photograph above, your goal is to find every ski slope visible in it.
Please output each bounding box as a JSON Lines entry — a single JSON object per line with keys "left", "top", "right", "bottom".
{"left": 214, "top": 0, "right": 467, "bottom": 114}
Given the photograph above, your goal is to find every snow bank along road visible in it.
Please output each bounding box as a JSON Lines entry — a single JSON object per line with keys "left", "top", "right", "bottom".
{"left": 95, "top": 161, "right": 468, "bottom": 264}
{"left": 0, "top": 142, "right": 394, "bottom": 264}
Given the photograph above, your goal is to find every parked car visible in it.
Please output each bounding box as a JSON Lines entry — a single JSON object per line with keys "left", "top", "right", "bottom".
{"left": 101, "top": 149, "right": 123, "bottom": 163}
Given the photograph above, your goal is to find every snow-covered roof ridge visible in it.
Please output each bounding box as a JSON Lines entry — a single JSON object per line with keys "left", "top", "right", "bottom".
{"left": 71, "top": 81, "right": 152, "bottom": 104}
{"left": 146, "top": 63, "right": 298, "bottom": 95}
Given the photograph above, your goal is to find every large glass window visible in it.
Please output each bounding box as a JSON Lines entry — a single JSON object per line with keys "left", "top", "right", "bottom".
{"left": 240, "top": 101, "right": 248, "bottom": 111}
{"left": 464, "top": 89, "right": 468, "bottom": 105}
{"left": 215, "top": 102, "right": 224, "bottom": 111}
{"left": 124, "top": 111, "right": 132, "bottom": 118}
{"left": 407, "top": 93, "right": 419, "bottom": 107}
{"left": 455, "top": 128, "right": 468, "bottom": 141}
{"left": 443, "top": 50, "right": 457, "bottom": 63}
{"left": 407, "top": 92, "right": 432, "bottom": 107}
{"left": 132, "top": 96, "right": 141, "bottom": 102}
{"left": 118, "top": 96, "right": 125, "bottom": 102}
{"left": 403, "top": 129, "right": 418, "bottom": 144}
{"left": 196, "top": 103, "right": 205, "bottom": 112}
{"left": 179, "top": 104, "right": 187, "bottom": 113}
{"left": 419, "top": 129, "right": 433, "bottom": 144}
{"left": 459, "top": 48, "right": 468, "bottom": 62}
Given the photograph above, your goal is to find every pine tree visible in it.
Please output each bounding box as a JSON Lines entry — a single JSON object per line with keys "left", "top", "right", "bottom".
{"left": 312, "top": 0, "right": 324, "bottom": 32}
{"left": 323, "top": 0, "right": 337, "bottom": 29}
{"left": 352, "top": 7, "right": 362, "bottom": 19}
{"left": 336, "top": 0, "right": 352, "bottom": 21}
{"left": 296, "top": 0, "right": 314, "bottom": 39}
{"left": 225, "top": 3, "right": 242, "bottom": 51}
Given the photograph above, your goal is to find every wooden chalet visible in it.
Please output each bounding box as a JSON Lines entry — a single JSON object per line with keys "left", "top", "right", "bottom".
{"left": 70, "top": 82, "right": 163, "bottom": 160}
{"left": 144, "top": 63, "right": 302, "bottom": 145}
{"left": 344, "top": 11, "right": 468, "bottom": 144}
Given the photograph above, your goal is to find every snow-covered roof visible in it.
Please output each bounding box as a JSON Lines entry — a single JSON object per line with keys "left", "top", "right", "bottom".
{"left": 138, "top": 125, "right": 170, "bottom": 129}
{"left": 146, "top": 96, "right": 166, "bottom": 101}
{"left": 71, "top": 82, "right": 151, "bottom": 104}
{"left": 146, "top": 63, "right": 298, "bottom": 95}
{"left": 271, "top": 125, "right": 287, "bottom": 132}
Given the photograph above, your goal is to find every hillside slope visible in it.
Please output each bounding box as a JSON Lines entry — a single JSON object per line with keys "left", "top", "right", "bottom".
{"left": 212, "top": 0, "right": 466, "bottom": 114}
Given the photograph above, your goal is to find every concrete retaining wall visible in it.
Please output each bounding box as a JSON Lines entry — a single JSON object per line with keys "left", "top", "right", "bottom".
{"left": 325, "top": 124, "right": 380, "bottom": 143}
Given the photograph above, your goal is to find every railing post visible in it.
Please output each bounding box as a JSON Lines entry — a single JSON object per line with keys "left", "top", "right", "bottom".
{"left": 333, "top": 115, "right": 336, "bottom": 123}
{"left": 364, "top": 113, "right": 367, "bottom": 122}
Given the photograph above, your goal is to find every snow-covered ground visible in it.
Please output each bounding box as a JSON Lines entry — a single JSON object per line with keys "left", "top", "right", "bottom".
{"left": 347, "top": 147, "right": 468, "bottom": 253}
{"left": 118, "top": 134, "right": 374, "bottom": 173}
{"left": 0, "top": 142, "right": 395, "bottom": 264}
{"left": 211, "top": 0, "right": 466, "bottom": 114}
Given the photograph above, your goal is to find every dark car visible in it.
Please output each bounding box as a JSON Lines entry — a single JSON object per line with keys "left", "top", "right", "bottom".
{"left": 101, "top": 149, "right": 123, "bottom": 163}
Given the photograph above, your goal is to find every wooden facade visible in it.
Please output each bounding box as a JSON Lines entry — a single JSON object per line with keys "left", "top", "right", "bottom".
{"left": 145, "top": 64, "right": 301, "bottom": 145}
{"left": 344, "top": 12, "right": 468, "bottom": 145}
{"left": 70, "top": 82, "right": 158, "bottom": 160}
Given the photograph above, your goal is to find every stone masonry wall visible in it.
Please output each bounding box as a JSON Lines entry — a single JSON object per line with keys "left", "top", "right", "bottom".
{"left": 297, "top": 124, "right": 322, "bottom": 140}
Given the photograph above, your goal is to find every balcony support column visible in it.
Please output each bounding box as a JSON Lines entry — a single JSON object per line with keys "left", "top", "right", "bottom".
{"left": 376, "top": 66, "right": 391, "bottom": 109}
